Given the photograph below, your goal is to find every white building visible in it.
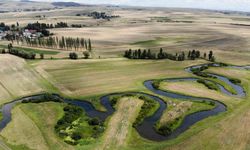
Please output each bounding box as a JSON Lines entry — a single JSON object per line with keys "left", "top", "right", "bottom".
{"left": 23, "top": 29, "right": 32, "bottom": 38}
{"left": 0, "top": 30, "right": 6, "bottom": 40}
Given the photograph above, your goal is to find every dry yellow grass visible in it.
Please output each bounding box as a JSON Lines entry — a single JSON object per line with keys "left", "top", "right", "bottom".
{"left": 98, "top": 97, "right": 143, "bottom": 150}
{"left": 0, "top": 54, "right": 43, "bottom": 104}
{"left": 160, "top": 81, "right": 231, "bottom": 101}
{"left": 159, "top": 101, "right": 192, "bottom": 126}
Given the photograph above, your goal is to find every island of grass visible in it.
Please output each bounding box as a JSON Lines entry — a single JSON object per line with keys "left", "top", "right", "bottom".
{"left": 109, "top": 94, "right": 160, "bottom": 127}
{"left": 156, "top": 100, "right": 215, "bottom": 136}
{"left": 190, "top": 64, "right": 239, "bottom": 95}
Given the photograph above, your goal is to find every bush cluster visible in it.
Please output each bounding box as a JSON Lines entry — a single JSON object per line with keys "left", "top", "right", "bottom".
{"left": 9, "top": 48, "right": 36, "bottom": 59}
{"left": 22, "top": 93, "right": 62, "bottom": 103}
{"left": 133, "top": 95, "right": 158, "bottom": 126}
{"left": 229, "top": 78, "right": 241, "bottom": 84}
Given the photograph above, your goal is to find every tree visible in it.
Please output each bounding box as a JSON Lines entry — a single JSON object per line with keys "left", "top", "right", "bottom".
{"left": 1, "top": 49, "right": 6, "bottom": 54}
{"left": 204, "top": 53, "right": 207, "bottom": 59}
{"left": 147, "top": 49, "right": 152, "bottom": 58}
{"left": 69, "top": 52, "right": 78, "bottom": 59}
{"left": 211, "top": 56, "right": 215, "bottom": 62}
{"left": 188, "top": 51, "right": 191, "bottom": 59}
{"left": 88, "top": 39, "right": 92, "bottom": 51}
{"left": 209, "top": 51, "right": 213, "bottom": 61}
{"left": 83, "top": 51, "right": 90, "bottom": 59}
{"left": 8, "top": 43, "right": 13, "bottom": 51}
{"left": 138, "top": 49, "right": 141, "bottom": 58}
{"left": 158, "top": 48, "right": 164, "bottom": 59}
{"left": 88, "top": 118, "right": 101, "bottom": 126}
{"left": 40, "top": 53, "right": 44, "bottom": 59}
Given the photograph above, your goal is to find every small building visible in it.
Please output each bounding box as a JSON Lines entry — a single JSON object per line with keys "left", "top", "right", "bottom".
{"left": 22, "top": 29, "right": 43, "bottom": 39}
{"left": 23, "top": 29, "right": 32, "bottom": 38}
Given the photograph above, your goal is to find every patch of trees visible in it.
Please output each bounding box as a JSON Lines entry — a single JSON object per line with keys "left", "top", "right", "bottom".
{"left": 229, "top": 78, "right": 241, "bottom": 84}
{"left": 22, "top": 93, "right": 62, "bottom": 103}
{"left": 125, "top": 48, "right": 216, "bottom": 62}
{"left": 69, "top": 52, "right": 78, "bottom": 59}
{"left": 8, "top": 43, "right": 36, "bottom": 59}
{"left": 55, "top": 104, "right": 104, "bottom": 145}
{"left": 82, "top": 12, "right": 119, "bottom": 20}
{"left": 0, "top": 22, "right": 10, "bottom": 31}
{"left": 25, "top": 22, "right": 51, "bottom": 36}
{"left": 71, "top": 24, "right": 84, "bottom": 28}
{"left": 157, "top": 117, "right": 180, "bottom": 136}
{"left": 192, "top": 70, "right": 215, "bottom": 78}
{"left": 190, "top": 65, "right": 216, "bottom": 78}
{"left": 54, "top": 22, "right": 68, "bottom": 28}
{"left": 55, "top": 104, "right": 84, "bottom": 145}
{"left": 152, "top": 80, "right": 161, "bottom": 89}
{"left": 25, "top": 21, "right": 69, "bottom": 30}
{"left": 124, "top": 48, "right": 184, "bottom": 61}
{"left": 22, "top": 36, "right": 92, "bottom": 51}
{"left": 133, "top": 95, "right": 159, "bottom": 126}
{"left": 1, "top": 49, "right": 6, "bottom": 54}
{"left": 197, "top": 79, "right": 218, "bottom": 91}
{"left": 187, "top": 50, "right": 200, "bottom": 60}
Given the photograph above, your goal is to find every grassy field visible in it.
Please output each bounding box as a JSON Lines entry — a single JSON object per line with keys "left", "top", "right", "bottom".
{"left": 158, "top": 100, "right": 215, "bottom": 130}
{"left": 1, "top": 102, "right": 74, "bottom": 150}
{"left": 0, "top": 54, "right": 44, "bottom": 105}
{"left": 34, "top": 58, "right": 207, "bottom": 98}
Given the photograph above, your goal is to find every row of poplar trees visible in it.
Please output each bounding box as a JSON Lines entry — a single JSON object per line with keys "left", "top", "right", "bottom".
{"left": 20, "top": 36, "right": 92, "bottom": 51}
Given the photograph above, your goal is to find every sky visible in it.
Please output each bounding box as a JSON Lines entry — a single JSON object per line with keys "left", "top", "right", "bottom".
{"left": 34, "top": 0, "right": 250, "bottom": 12}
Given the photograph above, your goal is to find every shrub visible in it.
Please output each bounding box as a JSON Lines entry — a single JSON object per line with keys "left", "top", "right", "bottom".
{"left": 229, "top": 78, "right": 241, "bottom": 84}
{"left": 71, "top": 132, "right": 82, "bottom": 141}
{"left": 110, "top": 96, "right": 120, "bottom": 107}
{"left": 88, "top": 118, "right": 101, "bottom": 126}
{"left": 83, "top": 51, "right": 90, "bottom": 59}
{"left": 152, "top": 80, "right": 161, "bottom": 89}
{"left": 69, "top": 52, "right": 78, "bottom": 59}
{"left": 40, "top": 53, "right": 44, "bottom": 59}
{"left": 9, "top": 48, "right": 36, "bottom": 59}
{"left": 157, "top": 124, "right": 172, "bottom": 136}
{"left": 1, "top": 49, "right": 6, "bottom": 54}
{"left": 197, "top": 79, "right": 218, "bottom": 90}
{"left": 133, "top": 95, "right": 158, "bottom": 126}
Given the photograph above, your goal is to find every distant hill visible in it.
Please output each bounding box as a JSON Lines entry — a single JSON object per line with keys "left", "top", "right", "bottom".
{"left": 51, "top": 2, "right": 81, "bottom": 7}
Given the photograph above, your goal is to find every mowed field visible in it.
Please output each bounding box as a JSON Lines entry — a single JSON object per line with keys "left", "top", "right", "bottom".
{"left": 34, "top": 58, "right": 207, "bottom": 97}
{"left": 0, "top": 54, "right": 44, "bottom": 105}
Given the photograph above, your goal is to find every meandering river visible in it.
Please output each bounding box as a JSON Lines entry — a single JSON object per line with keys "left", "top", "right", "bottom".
{"left": 0, "top": 63, "right": 248, "bottom": 141}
